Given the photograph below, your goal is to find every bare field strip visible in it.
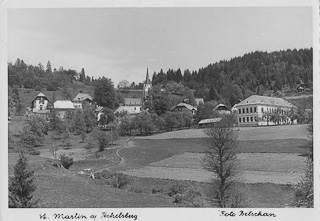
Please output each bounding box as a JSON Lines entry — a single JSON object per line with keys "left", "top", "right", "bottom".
{"left": 135, "top": 124, "right": 309, "bottom": 141}
{"left": 122, "top": 152, "right": 306, "bottom": 184}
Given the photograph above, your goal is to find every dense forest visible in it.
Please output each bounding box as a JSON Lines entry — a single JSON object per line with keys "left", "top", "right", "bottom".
{"left": 8, "top": 48, "right": 312, "bottom": 108}
{"left": 8, "top": 59, "right": 95, "bottom": 91}
{"left": 151, "top": 48, "right": 313, "bottom": 106}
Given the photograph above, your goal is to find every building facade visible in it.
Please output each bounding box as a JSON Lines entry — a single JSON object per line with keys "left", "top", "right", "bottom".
{"left": 234, "top": 95, "right": 295, "bottom": 126}
{"left": 31, "top": 92, "right": 50, "bottom": 113}
{"left": 124, "top": 98, "right": 143, "bottom": 113}
{"left": 72, "top": 92, "right": 93, "bottom": 109}
{"left": 172, "top": 103, "right": 197, "bottom": 115}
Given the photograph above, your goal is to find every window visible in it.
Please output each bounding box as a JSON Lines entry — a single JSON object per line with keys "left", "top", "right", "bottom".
{"left": 251, "top": 117, "right": 253, "bottom": 122}
{"left": 261, "top": 107, "right": 264, "bottom": 112}
{"left": 246, "top": 108, "right": 249, "bottom": 113}
{"left": 250, "top": 107, "right": 252, "bottom": 113}
{"left": 243, "top": 117, "right": 245, "bottom": 122}
{"left": 247, "top": 117, "right": 249, "bottom": 122}
{"left": 134, "top": 107, "right": 136, "bottom": 110}
{"left": 239, "top": 118, "right": 242, "bottom": 123}
{"left": 254, "top": 107, "right": 257, "bottom": 112}
{"left": 243, "top": 108, "right": 245, "bottom": 113}
{"left": 238, "top": 109, "right": 241, "bottom": 114}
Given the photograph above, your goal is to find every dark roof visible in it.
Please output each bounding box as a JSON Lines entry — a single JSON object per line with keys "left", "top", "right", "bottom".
{"left": 235, "top": 95, "right": 294, "bottom": 108}
{"left": 73, "top": 93, "right": 92, "bottom": 102}
{"left": 124, "top": 98, "right": 142, "bottom": 106}
{"left": 214, "top": 104, "right": 230, "bottom": 111}
{"left": 32, "top": 92, "right": 49, "bottom": 102}
{"left": 173, "top": 103, "right": 197, "bottom": 111}
{"left": 117, "top": 89, "right": 144, "bottom": 99}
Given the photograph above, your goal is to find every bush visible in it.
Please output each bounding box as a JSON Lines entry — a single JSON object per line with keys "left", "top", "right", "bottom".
{"left": 128, "top": 185, "right": 143, "bottom": 194}
{"left": 173, "top": 193, "right": 183, "bottom": 204}
{"left": 111, "top": 173, "right": 129, "bottom": 189}
{"left": 28, "top": 149, "right": 40, "bottom": 156}
{"left": 183, "top": 187, "right": 203, "bottom": 207}
{"left": 151, "top": 187, "right": 164, "bottom": 194}
{"left": 59, "top": 154, "right": 73, "bottom": 169}
{"left": 35, "top": 85, "right": 42, "bottom": 91}
{"left": 168, "top": 184, "right": 184, "bottom": 197}
{"left": 80, "top": 131, "right": 87, "bottom": 143}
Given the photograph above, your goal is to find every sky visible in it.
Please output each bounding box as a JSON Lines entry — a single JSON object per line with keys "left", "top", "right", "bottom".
{"left": 7, "top": 7, "right": 313, "bottom": 86}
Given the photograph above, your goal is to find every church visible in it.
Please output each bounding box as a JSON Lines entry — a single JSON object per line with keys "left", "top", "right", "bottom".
{"left": 115, "top": 68, "right": 152, "bottom": 114}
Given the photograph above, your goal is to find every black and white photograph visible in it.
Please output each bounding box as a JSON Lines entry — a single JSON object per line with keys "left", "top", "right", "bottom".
{"left": 1, "top": 0, "right": 319, "bottom": 220}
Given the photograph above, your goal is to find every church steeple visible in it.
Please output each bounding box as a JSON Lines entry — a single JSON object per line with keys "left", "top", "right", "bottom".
{"left": 143, "top": 67, "right": 152, "bottom": 98}
{"left": 145, "top": 67, "right": 151, "bottom": 84}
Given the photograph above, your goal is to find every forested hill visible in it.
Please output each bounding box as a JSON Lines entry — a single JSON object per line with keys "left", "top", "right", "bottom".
{"left": 151, "top": 48, "right": 313, "bottom": 106}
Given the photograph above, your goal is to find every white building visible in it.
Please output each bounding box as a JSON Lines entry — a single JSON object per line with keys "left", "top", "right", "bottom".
{"left": 233, "top": 95, "right": 295, "bottom": 126}
{"left": 72, "top": 92, "right": 93, "bottom": 109}
{"left": 124, "top": 98, "right": 143, "bottom": 113}
{"left": 53, "top": 100, "right": 75, "bottom": 119}
{"left": 31, "top": 92, "right": 49, "bottom": 113}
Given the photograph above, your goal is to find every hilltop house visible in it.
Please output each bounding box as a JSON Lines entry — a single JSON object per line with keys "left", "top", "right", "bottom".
{"left": 233, "top": 95, "right": 296, "bottom": 126}
{"left": 172, "top": 103, "right": 197, "bottom": 115}
{"left": 72, "top": 92, "right": 93, "bottom": 109}
{"left": 31, "top": 92, "right": 50, "bottom": 114}
{"left": 53, "top": 100, "right": 75, "bottom": 119}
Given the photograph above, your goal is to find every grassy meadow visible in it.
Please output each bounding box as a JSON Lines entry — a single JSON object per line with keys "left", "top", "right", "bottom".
{"left": 8, "top": 112, "right": 311, "bottom": 207}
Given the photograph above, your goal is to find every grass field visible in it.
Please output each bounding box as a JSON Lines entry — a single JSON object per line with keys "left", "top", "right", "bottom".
{"left": 135, "top": 124, "right": 310, "bottom": 141}
{"left": 8, "top": 116, "right": 311, "bottom": 208}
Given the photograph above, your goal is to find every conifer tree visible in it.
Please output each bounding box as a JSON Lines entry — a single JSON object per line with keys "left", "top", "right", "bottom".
{"left": 9, "top": 151, "right": 38, "bottom": 208}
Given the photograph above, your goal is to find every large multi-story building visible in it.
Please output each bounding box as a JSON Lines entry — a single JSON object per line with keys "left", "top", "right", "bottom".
{"left": 233, "top": 95, "right": 296, "bottom": 126}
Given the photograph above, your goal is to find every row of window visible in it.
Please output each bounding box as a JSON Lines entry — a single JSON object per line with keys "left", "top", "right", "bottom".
{"left": 238, "top": 107, "right": 257, "bottom": 114}
{"left": 239, "top": 116, "right": 256, "bottom": 123}
{"left": 238, "top": 106, "right": 289, "bottom": 115}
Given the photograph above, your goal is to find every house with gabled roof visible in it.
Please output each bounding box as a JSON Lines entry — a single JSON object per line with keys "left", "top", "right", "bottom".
{"left": 214, "top": 104, "right": 231, "bottom": 114}
{"left": 72, "top": 92, "right": 93, "bottom": 109}
{"left": 233, "top": 95, "right": 296, "bottom": 126}
{"left": 171, "top": 102, "right": 197, "bottom": 115}
{"left": 53, "top": 100, "right": 75, "bottom": 119}
{"left": 124, "top": 98, "right": 143, "bottom": 113}
{"left": 31, "top": 92, "right": 50, "bottom": 113}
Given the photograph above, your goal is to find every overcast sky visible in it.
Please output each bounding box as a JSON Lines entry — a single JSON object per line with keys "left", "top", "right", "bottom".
{"left": 7, "top": 7, "right": 312, "bottom": 86}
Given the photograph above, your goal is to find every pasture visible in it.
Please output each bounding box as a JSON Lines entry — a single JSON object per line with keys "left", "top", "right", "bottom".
{"left": 8, "top": 116, "right": 311, "bottom": 207}
{"left": 135, "top": 124, "right": 310, "bottom": 141}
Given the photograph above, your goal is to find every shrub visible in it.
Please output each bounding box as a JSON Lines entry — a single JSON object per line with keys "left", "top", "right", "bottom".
{"left": 35, "top": 85, "right": 42, "bottom": 91}
{"left": 129, "top": 185, "right": 143, "bottom": 194}
{"left": 151, "top": 187, "right": 163, "bottom": 194}
{"left": 59, "top": 154, "right": 73, "bottom": 169}
{"left": 80, "top": 131, "right": 87, "bottom": 143}
{"left": 173, "top": 193, "right": 183, "bottom": 204}
{"left": 111, "top": 173, "right": 129, "bottom": 189}
{"left": 168, "top": 184, "right": 184, "bottom": 197}
{"left": 183, "top": 187, "right": 203, "bottom": 207}
{"left": 28, "top": 149, "right": 40, "bottom": 156}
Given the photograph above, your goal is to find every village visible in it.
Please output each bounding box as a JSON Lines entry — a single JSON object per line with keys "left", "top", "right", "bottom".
{"left": 5, "top": 6, "right": 315, "bottom": 214}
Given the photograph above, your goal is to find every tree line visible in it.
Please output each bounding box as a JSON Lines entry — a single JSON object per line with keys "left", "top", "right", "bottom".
{"left": 151, "top": 48, "right": 312, "bottom": 107}
{"left": 8, "top": 59, "right": 96, "bottom": 90}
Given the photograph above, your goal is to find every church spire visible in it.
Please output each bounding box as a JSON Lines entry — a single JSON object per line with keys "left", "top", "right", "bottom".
{"left": 145, "top": 67, "right": 151, "bottom": 84}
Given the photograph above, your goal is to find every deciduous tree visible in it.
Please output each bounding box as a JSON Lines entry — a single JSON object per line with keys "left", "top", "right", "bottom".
{"left": 203, "top": 115, "right": 246, "bottom": 207}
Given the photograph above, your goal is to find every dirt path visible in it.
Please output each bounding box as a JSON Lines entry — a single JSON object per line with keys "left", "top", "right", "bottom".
{"left": 91, "top": 137, "right": 133, "bottom": 176}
